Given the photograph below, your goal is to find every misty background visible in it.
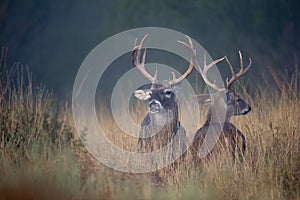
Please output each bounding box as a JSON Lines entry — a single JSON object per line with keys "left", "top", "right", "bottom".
{"left": 0, "top": 0, "right": 299, "bottom": 98}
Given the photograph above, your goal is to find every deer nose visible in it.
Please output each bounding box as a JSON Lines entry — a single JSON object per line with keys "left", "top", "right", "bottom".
{"left": 149, "top": 99, "right": 159, "bottom": 106}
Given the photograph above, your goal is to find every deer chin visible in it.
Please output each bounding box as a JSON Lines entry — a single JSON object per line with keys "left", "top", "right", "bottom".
{"left": 149, "top": 109, "right": 173, "bottom": 128}
{"left": 234, "top": 105, "right": 251, "bottom": 115}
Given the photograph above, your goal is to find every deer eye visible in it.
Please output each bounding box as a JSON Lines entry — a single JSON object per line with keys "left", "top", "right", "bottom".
{"left": 165, "top": 90, "right": 173, "bottom": 98}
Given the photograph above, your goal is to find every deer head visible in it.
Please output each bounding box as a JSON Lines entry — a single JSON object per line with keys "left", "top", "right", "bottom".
{"left": 196, "top": 51, "right": 252, "bottom": 122}
{"left": 132, "top": 34, "right": 196, "bottom": 123}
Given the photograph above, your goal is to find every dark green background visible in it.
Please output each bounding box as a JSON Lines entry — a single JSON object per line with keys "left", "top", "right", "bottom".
{"left": 0, "top": 0, "right": 299, "bottom": 97}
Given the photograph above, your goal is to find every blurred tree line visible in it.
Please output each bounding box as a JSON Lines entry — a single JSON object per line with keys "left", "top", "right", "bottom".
{"left": 0, "top": 0, "right": 299, "bottom": 96}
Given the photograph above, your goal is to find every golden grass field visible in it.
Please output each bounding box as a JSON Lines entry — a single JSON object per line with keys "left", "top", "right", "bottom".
{"left": 0, "top": 57, "right": 299, "bottom": 199}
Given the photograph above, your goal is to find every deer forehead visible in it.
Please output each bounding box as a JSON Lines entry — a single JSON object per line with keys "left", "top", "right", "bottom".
{"left": 150, "top": 88, "right": 175, "bottom": 100}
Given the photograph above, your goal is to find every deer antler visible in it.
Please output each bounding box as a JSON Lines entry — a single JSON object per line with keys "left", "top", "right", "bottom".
{"left": 166, "top": 35, "right": 196, "bottom": 86}
{"left": 131, "top": 34, "right": 196, "bottom": 86}
{"left": 131, "top": 34, "right": 158, "bottom": 83}
{"left": 225, "top": 51, "right": 252, "bottom": 89}
{"left": 195, "top": 52, "right": 226, "bottom": 91}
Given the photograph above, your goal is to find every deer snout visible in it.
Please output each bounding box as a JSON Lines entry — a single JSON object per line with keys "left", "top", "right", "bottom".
{"left": 149, "top": 99, "right": 162, "bottom": 113}
{"left": 241, "top": 105, "right": 251, "bottom": 115}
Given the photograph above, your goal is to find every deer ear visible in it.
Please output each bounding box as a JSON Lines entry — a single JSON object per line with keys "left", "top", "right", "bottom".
{"left": 196, "top": 94, "right": 211, "bottom": 105}
{"left": 133, "top": 89, "right": 151, "bottom": 101}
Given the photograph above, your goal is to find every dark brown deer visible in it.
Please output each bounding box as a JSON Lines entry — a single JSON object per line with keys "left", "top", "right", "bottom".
{"left": 132, "top": 34, "right": 195, "bottom": 166}
{"left": 192, "top": 51, "right": 252, "bottom": 163}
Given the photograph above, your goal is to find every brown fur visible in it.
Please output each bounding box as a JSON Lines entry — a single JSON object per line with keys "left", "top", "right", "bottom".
{"left": 192, "top": 122, "right": 246, "bottom": 163}
{"left": 191, "top": 90, "right": 250, "bottom": 163}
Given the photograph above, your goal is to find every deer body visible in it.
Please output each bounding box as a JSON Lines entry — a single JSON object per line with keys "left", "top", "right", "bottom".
{"left": 132, "top": 35, "right": 195, "bottom": 163}
{"left": 192, "top": 91, "right": 250, "bottom": 162}
{"left": 135, "top": 84, "right": 185, "bottom": 155}
{"left": 192, "top": 52, "right": 252, "bottom": 163}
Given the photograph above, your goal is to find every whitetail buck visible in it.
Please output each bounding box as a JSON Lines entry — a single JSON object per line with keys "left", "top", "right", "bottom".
{"left": 192, "top": 51, "right": 252, "bottom": 163}
{"left": 132, "top": 34, "right": 195, "bottom": 165}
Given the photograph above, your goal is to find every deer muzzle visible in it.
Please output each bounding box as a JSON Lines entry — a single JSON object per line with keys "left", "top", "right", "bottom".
{"left": 149, "top": 99, "right": 162, "bottom": 113}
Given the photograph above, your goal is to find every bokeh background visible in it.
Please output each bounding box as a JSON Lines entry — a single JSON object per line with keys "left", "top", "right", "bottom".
{"left": 0, "top": 0, "right": 299, "bottom": 97}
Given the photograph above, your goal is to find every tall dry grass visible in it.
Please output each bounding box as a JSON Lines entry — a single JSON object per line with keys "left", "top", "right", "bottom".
{"left": 0, "top": 48, "right": 299, "bottom": 199}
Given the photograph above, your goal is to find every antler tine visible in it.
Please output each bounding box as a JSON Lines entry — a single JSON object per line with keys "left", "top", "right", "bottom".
{"left": 131, "top": 34, "right": 157, "bottom": 83}
{"left": 196, "top": 52, "right": 226, "bottom": 92}
{"left": 167, "top": 35, "right": 196, "bottom": 86}
{"left": 240, "top": 51, "right": 252, "bottom": 74}
{"left": 225, "top": 51, "right": 252, "bottom": 89}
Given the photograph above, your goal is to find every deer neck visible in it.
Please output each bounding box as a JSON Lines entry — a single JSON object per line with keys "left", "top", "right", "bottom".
{"left": 205, "top": 103, "right": 231, "bottom": 125}
{"left": 149, "top": 104, "right": 178, "bottom": 133}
